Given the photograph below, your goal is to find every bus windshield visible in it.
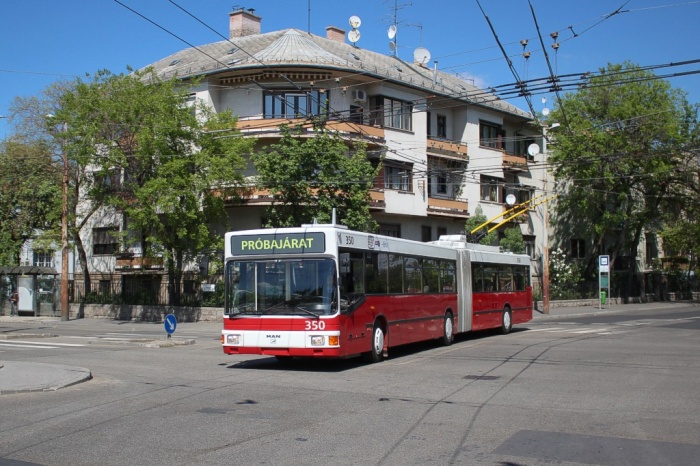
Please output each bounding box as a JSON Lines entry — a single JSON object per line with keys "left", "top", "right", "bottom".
{"left": 225, "top": 258, "right": 337, "bottom": 316}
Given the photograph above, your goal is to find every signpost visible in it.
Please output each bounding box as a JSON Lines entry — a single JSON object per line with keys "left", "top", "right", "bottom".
{"left": 599, "top": 255, "right": 610, "bottom": 310}
{"left": 164, "top": 313, "right": 177, "bottom": 338}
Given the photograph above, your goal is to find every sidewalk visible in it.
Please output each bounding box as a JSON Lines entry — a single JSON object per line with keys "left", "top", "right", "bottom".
{"left": 1, "top": 301, "right": 696, "bottom": 395}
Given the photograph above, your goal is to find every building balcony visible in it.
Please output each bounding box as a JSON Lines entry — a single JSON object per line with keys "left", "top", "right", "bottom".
{"left": 237, "top": 118, "right": 385, "bottom": 148}
{"left": 369, "top": 189, "right": 386, "bottom": 211}
{"left": 426, "top": 137, "right": 468, "bottom": 162}
{"left": 427, "top": 196, "right": 469, "bottom": 218}
{"left": 115, "top": 255, "right": 164, "bottom": 271}
{"left": 502, "top": 152, "right": 529, "bottom": 172}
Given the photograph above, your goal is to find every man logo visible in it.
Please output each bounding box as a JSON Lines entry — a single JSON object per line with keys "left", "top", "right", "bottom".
{"left": 266, "top": 334, "right": 281, "bottom": 339}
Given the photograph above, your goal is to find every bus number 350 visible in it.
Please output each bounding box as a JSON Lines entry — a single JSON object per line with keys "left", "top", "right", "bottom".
{"left": 305, "top": 320, "right": 326, "bottom": 330}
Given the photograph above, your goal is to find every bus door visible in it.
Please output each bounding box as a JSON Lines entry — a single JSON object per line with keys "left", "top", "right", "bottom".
{"left": 456, "top": 250, "right": 472, "bottom": 333}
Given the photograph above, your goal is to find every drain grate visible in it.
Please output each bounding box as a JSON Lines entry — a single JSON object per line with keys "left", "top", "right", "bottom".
{"left": 463, "top": 375, "right": 500, "bottom": 381}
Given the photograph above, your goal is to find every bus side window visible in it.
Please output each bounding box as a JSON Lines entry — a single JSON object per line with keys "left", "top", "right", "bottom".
{"left": 440, "top": 261, "right": 455, "bottom": 293}
{"left": 366, "top": 252, "right": 388, "bottom": 294}
{"left": 423, "top": 259, "right": 439, "bottom": 293}
{"left": 404, "top": 257, "right": 422, "bottom": 293}
{"left": 388, "top": 254, "right": 403, "bottom": 293}
{"left": 499, "top": 266, "right": 513, "bottom": 292}
{"left": 472, "top": 264, "right": 483, "bottom": 292}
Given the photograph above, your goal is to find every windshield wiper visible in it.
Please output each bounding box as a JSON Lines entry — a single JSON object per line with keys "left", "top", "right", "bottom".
{"left": 292, "top": 306, "right": 320, "bottom": 318}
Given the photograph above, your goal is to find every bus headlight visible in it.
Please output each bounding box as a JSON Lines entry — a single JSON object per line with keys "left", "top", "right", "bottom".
{"left": 310, "top": 336, "right": 325, "bottom": 346}
{"left": 226, "top": 334, "right": 242, "bottom": 345}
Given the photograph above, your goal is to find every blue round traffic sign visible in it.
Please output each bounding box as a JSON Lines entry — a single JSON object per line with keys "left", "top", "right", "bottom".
{"left": 164, "top": 314, "right": 177, "bottom": 335}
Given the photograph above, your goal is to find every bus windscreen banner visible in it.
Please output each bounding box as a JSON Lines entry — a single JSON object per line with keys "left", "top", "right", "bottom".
{"left": 231, "top": 232, "right": 326, "bottom": 255}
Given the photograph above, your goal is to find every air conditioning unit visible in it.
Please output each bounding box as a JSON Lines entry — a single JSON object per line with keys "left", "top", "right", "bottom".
{"left": 352, "top": 89, "right": 367, "bottom": 102}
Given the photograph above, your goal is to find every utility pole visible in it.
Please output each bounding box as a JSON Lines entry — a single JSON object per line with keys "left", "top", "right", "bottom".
{"left": 60, "top": 121, "right": 69, "bottom": 321}
{"left": 48, "top": 115, "right": 70, "bottom": 321}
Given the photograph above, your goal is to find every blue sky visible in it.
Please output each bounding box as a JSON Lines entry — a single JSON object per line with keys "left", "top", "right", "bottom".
{"left": 2, "top": 0, "right": 699, "bottom": 137}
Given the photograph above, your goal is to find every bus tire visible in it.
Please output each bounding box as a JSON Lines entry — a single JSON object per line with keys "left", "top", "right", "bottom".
{"left": 501, "top": 306, "right": 512, "bottom": 335}
{"left": 368, "top": 322, "right": 385, "bottom": 363}
{"left": 441, "top": 312, "right": 454, "bottom": 346}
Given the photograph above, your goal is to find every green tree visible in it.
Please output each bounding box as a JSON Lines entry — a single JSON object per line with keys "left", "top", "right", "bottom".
{"left": 465, "top": 205, "right": 498, "bottom": 245}
{"left": 0, "top": 137, "right": 62, "bottom": 265}
{"left": 26, "top": 68, "right": 252, "bottom": 305}
{"left": 500, "top": 226, "right": 525, "bottom": 254}
{"left": 547, "top": 61, "right": 698, "bottom": 299}
{"left": 252, "top": 122, "right": 379, "bottom": 231}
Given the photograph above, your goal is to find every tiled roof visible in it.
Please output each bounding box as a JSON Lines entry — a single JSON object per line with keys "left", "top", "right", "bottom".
{"left": 142, "top": 28, "right": 532, "bottom": 119}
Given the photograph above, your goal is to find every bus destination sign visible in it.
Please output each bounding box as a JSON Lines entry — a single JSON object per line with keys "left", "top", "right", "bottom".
{"left": 231, "top": 232, "right": 326, "bottom": 255}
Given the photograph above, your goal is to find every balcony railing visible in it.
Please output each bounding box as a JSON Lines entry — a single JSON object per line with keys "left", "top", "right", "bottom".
{"left": 369, "top": 190, "right": 386, "bottom": 210}
{"left": 115, "top": 255, "right": 164, "bottom": 271}
{"left": 427, "top": 196, "right": 469, "bottom": 217}
{"left": 426, "top": 137, "right": 468, "bottom": 161}
{"left": 502, "top": 152, "right": 529, "bottom": 172}
{"left": 237, "top": 118, "right": 385, "bottom": 146}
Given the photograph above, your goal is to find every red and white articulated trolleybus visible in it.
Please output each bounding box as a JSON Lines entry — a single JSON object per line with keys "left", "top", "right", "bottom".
{"left": 221, "top": 222, "right": 533, "bottom": 362}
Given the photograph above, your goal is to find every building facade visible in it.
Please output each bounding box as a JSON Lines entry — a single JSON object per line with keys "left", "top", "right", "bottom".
{"left": 73, "top": 8, "right": 552, "bottom": 300}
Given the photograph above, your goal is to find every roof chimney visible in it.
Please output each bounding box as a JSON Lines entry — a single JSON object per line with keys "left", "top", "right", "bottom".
{"left": 229, "top": 8, "right": 261, "bottom": 38}
{"left": 325, "top": 26, "right": 346, "bottom": 43}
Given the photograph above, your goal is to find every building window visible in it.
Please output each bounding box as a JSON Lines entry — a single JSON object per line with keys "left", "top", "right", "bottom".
{"left": 570, "top": 238, "right": 585, "bottom": 259}
{"left": 421, "top": 226, "right": 432, "bottom": 242}
{"left": 263, "top": 89, "right": 328, "bottom": 118}
{"left": 645, "top": 233, "right": 658, "bottom": 265}
{"left": 370, "top": 96, "right": 412, "bottom": 131}
{"left": 426, "top": 111, "right": 432, "bottom": 136}
{"left": 379, "top": 223, "right": 401, "bottom": 238}
{"left": 437, "top": 227, "right": 447, "bottom": 238}
{"left": 480, "top": 121, "right": 505, "bottom": 150}
{"left": 384, "top": 164, "right": 412, "bottom": 192}
{"left": 93, "top": 227, "right": 119, "bottom": 255}
{"left": 437, "top": 115, "right": 447, "bottom": 138}
{"left": 480, "top": 176, "right": 501, "bottom": 203}
{"left": 33, "top": 249, "right": 54, "bottom": 267}
{"left": 515, "top": 134, "right": 536, "bottom": 158}
{"left": 349, "top": 105, "right": 365, "bottom": 124}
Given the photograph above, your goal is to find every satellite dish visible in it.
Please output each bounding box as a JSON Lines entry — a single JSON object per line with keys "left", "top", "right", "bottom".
{"left": 506, "top": 194, "right": 517, "bottom": 206}
{"left": 389, "top": 41, "right": 396, "bottom": 51}
{"left": 348, "top": 29, "right": 361, "bottom": 43}
{"left": 542, "top": 107, "right": 550, "bottom": 116}
{"left": 413, "top": 47, "right": 431, "bottom": 64}
{"left": 527, "top": 143, "right": 540, "bottom": 157}
{"left": 388, "top": 25, "right": 397, "bottom": 39}
{"left": 349, "top": 15, "right": 362, "bottom": 29}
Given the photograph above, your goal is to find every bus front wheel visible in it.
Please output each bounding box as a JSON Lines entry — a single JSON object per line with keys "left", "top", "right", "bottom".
{"left": 501, "top": 307, "right": 512, "bottom": 335}
{"left": 367, "top": 323, "right": 385, "bottom": 363}
{"left": 442, "top": 312, "right": 454, "bottom": 346}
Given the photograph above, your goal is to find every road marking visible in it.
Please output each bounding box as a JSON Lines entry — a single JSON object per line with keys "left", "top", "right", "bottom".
{"left": 571, "top": 328, "right": 610, "bottom": 334}
{"left": 527, "top": 327, "right": 565, "bottom": 332}
{"left": 7, "top": 340, "right": 86, "bottom": 347}
{"left": 0, "top": 342, "right": 59, "bottom": 349}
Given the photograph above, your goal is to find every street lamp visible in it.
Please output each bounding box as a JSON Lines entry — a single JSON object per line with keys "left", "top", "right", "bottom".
{"left": 47, "top": 115, "right": 70, "bottom": 321}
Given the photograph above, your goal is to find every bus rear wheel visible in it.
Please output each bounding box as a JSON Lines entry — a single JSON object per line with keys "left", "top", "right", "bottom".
{"left": 441, "top": 312, "right": 454, "bottom": 346}
{"left": 501, "top": 306, "right": 512, "bottom": 335}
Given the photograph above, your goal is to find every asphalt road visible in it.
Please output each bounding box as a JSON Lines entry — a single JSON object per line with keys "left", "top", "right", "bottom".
{"left": 1, "top": 304, "right": 699, "bottom": 465}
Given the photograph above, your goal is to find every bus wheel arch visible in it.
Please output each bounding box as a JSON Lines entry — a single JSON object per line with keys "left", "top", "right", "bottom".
{"left": 366, "top": 318, "right": 387, "bottom": 363}
{"left": 501, "top": 305, "right": 512, "bottom": 335}
{"left": 441, "top": 310, "right": 455, "bottom": 346}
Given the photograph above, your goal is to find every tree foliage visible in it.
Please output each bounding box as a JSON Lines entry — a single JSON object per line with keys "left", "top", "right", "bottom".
{"left": 10, "top": 68, "right": 253, "bottom": 305}
{"left": 465, "top": 205, "right": 498, "bottom": 245}
{"left": 0, "top": 137, "right": 62, "bottom": 265}
{"left": 547, "top": 61, "right": 698, "bottom": 297}
{"left": 252, "top": 122, "right": 379, "bottom": 232}
{"left": 500, "top": 226, "right": 525, "bottom": 254}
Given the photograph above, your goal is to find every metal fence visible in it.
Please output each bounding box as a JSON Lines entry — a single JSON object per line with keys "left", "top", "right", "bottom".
{"left": 72, "top": 275, "right": 224, "bottom": 307}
